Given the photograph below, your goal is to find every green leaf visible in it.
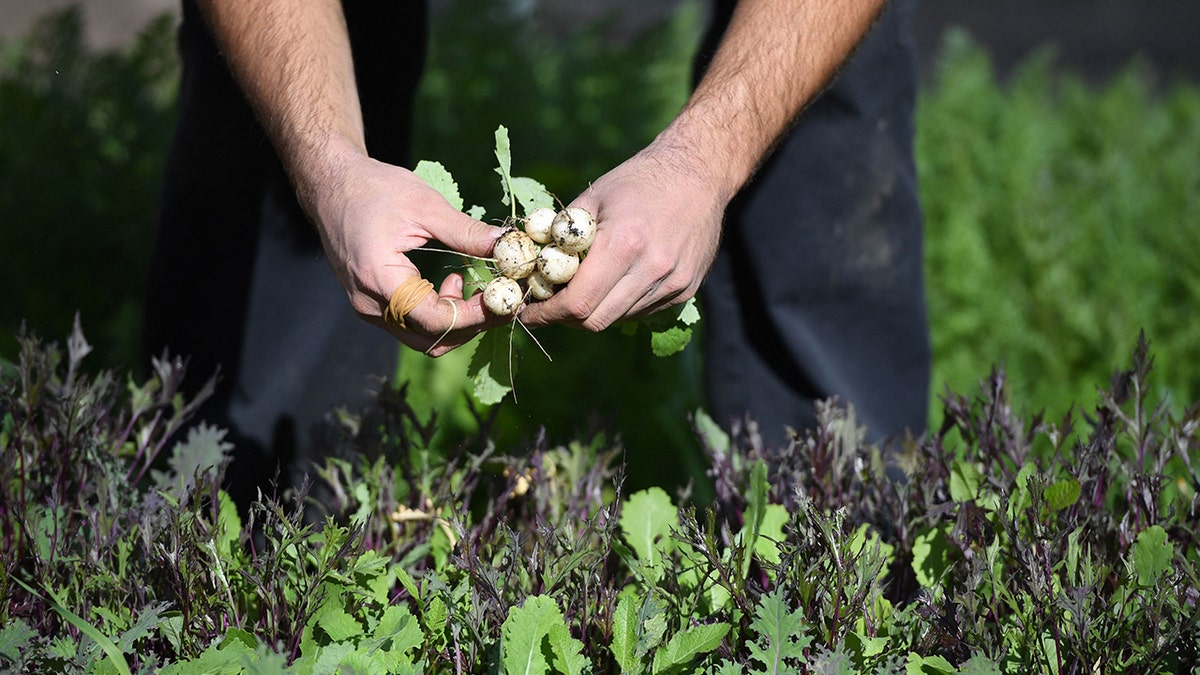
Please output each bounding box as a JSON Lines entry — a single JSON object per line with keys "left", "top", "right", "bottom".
{"left": 0, "top": 619, "right": 36, "bottom": 663}
{"left": 313, "top": 593, "right": 363, "bottom": 643}
{"left": 957, "top": 654, "right": 1003, "bottom": 675}
{"left": 214, "top": 489, "right": 241, "bottom": 560}
{"left": 849, "top": 524, "right": 896, "bottom": 582}
{"left": 756, "top": 505, "right": 788, "bottom": 567}
{"left": 949, "top": 460, "right": 983, "bottom": 502}
{"left": 151, "top": 423, "right": 233, "bottom": 497}
{"left": 620, "top": 487, "right": 678, "bottom": 570}
{"left": 501, "top": 595, "right": 576, "bottom": 675}
{"left": 649, "top": 326, "right": 692, "bottom": 357}
{"left": 906, "top": 653, "right": 956, "bottom": 674}
{"left": 546, "top": 620, "right": 589, "bottom": 675}
{"left": 13, "top": 579, "right": 132, "bottom": 675}
{"left": 740, "top": 460, "right": 769, "bottom": 580}
{"left": 1044, "top": 477, "right": 1081, "bottom": 511}
{"left": 414, "top": 160, "right": 464, "bottom": 212}
{"left": 650, "top": 622, "right": 729, "bottom": 674}
{"left": 494, "top": 125, "right": 514, "bottom": 211}
{"left": 511, "top": 176, "right": 555, "bottom": 216}
{"left": 611, "top": 592, "right": 642, "bottom": 674}
{"left": 468, "top": 331, "right": 514, "bottom": 405}
{"left": 676, "top": 298, "right": 701, "bottom": 326}
{"left": 369, "top": 605, "right": 423, "bottom": 660}
{"left": 692, "top": 409, "right": 731, "bottom": 457}
{"left": 746, "top": 590, "right": 809, "bottom": 674}
{"left": 1130, "top": 525, "right": 1174, "bottom": 586}
{"left": 911, "top": 524, "right": 953, "bottom": 589}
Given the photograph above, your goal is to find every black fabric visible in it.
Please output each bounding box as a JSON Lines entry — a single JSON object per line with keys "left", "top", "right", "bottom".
{"left": 142, "top": 1, "right": 429, "bottom": 507}
{"left": 698, "top": 0, "right": 931, "bottom": 447}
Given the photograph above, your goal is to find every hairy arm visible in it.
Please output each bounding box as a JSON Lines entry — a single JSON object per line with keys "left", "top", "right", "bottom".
{"left": 197, "top": 0, "right": 502, "bottom": 355}
{"left": 520, "top": 0, "right": 889, "bottom": 330}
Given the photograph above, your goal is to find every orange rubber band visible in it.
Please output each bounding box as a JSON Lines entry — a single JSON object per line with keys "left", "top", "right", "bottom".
{"left": 384, "top": 278, "right": 435, "bottom": 331}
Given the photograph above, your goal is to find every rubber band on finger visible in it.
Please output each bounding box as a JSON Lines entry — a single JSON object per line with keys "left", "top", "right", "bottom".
{"left": 384, "top": 277, "right": 435, "bottom": 331}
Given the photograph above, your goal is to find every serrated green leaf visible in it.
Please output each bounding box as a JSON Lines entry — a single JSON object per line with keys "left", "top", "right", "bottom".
{"left": 371, "top": 605, "right": 423, "bottom": 658}
{"left": 676, "top": 298, "right": 700, "bottom": 326}
{"left": 414, "top": 160, "right": 464, "bottom": 212}
{"left": 650, "top": 326, "right": 692, "bottom": 357}
{"left": 650, "top": 622, "right": 729, "bottom": 674}
{"left": 611, "top": 592, "right": 642, "bottom": 674}
{"left": 1130, "top": 525, "right": 1174, "bottom": 586}
{"left": 468, "top": 330, "right": 514, "bottom": 406}
{"left": 511, "top": 176, "right": 555, "bottom": 216}
{"left": 620, "top": 488, "right": 678, "bottom": 569}
{"left": 547, "top": 621, "right": 588, "bottom": 675}
{"left": 635, "top": 598, "right": 668, "bottom": 659}
{"left": 502, "top": 595, "right": 572, "bottom": 675}
{"left": 747, "top": 590, "right": 809, "bottom": 674}
{"left": 0, "top": 619, "right": 36, "bottom": 662}
{"left": 151, "top": 423, "right": 232, "bottom": 497}
{"left": 313, "top": 594, "right": 363, "bottom": 643}
{"left": 1044, "top": 477, "right": 1081, "bottom": 511}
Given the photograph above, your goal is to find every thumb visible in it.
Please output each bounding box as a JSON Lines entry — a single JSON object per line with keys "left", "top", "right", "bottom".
{"left": 426, "top": 208, "right": 503, "bottom": 260}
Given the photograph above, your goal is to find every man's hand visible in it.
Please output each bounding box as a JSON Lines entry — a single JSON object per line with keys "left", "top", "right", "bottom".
{"left": 311, "top": 140, "right": 504, "bottom": 356}
{"left": 198, "top": 0, "right": 508, "bottom": 356}
{"left": 518, "top": 139, "right": 726, "bottom": 331}
{"left": 522, "top": 0, "right": 888, "bottom": 332}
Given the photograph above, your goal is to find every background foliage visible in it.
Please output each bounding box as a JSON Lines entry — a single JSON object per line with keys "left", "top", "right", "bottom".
{"left": 1, "top": 2, "right": 1199, "bottom": 462}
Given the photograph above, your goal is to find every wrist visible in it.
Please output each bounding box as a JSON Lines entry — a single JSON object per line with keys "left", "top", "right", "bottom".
{"left": 651, "top": 105, "right": 763, "bottom": 206}
{"left": 289, "top": 133, "right": 368, "bottom": 228}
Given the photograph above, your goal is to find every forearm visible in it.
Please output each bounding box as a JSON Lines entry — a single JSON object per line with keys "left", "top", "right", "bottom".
{"left": 197, "top": 0, "right": 365, "bottom": 217}
{"left": 659, "top": 0, "right": 889, "bottom": 202}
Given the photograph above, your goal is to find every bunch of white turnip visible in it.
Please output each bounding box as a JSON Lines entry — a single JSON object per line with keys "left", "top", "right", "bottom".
{"left": 482, "top": 206, "right": 597, "bottom": 316}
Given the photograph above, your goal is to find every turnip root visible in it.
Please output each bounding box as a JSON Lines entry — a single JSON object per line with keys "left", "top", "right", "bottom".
{"left": 524, "top": 207, "right": 556, "bottom": 245}
{"left": 526, "top": 271, "right": 555, "bottom": 300}
{"left": 551, "top": 206, "right": 597, "bottom": 254}
{"left": 482, "top": 276, "right": 523, "bottom": 316}
{"left": 493, "top": 229, "right": 540, "bottom": 279}
{"left": 537, "top": 244, "right": 580, "bottom": 285}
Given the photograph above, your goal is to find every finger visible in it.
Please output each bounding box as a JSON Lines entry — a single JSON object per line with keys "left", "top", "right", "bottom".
{"left": 424, "top": 208, "right": 504, "bottom": 260}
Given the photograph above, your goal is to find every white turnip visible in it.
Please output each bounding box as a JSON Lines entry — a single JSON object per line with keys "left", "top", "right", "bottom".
{"left": 482, "top": 276, "right": 523, "bottom": 316}
{"left": 551, "top": 206, "right": 597, "bottom": 254}
{"left": 492, "top": 229, "right": 539, "bottom": 280}
{"left": 537, "top": 244, "right": 580, "bottom": 285}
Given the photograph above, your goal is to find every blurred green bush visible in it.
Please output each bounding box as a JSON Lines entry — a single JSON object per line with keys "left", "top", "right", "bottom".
{"left": 1, "top": 5, "right": 1197, "bottom": 479}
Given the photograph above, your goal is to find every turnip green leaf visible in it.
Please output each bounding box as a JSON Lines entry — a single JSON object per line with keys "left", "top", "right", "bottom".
{"left": 414, "top": 160, "right": 464, "bottom": 212}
